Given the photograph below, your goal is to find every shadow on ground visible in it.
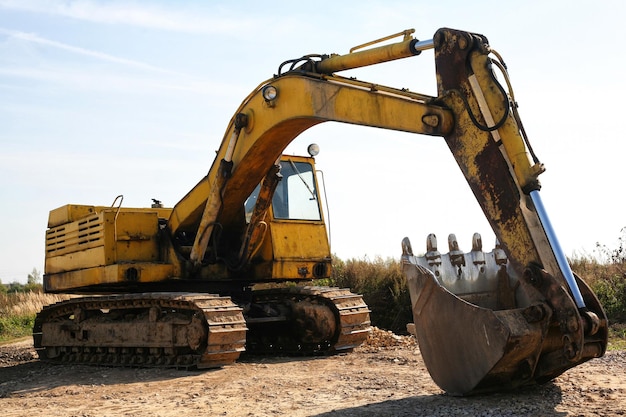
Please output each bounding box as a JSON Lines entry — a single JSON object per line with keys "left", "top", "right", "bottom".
{"left": 312, "top": 383, "right": 566, "bottom": 417}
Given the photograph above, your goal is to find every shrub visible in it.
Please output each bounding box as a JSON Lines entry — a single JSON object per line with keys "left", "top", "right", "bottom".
{"left": 330, "top": 256, "right": 413, "bottom": 334}
{"left": 592, "top": 275, "right": 626, "bottom": 322}
{"left": 570, "top": 229, "right": 626, "bottom": 324}
{"left": 0, "top": 314, "right": 36, "bottom": 342}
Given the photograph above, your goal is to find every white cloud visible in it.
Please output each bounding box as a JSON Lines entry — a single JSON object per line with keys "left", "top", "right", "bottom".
{"left": 0, "top": 28, "right": 183, "bottom": 74}
{"left": 0, "top": 0, "right": 262, "bottom": 35}
{"left": 0, "top": 64, "right": 241, "bottom": 96}
{"left": 0, "top": 28, "right": 249, "bottom": 96}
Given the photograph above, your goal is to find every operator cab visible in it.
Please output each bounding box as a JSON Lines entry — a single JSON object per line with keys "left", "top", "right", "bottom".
{"left": 243, "top": 145, "right": 331, "bottom": 280}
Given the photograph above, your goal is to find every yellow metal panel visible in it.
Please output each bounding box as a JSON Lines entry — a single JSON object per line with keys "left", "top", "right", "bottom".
{"left": 271, "top": 260, "right": 325, "bottom": 280}
{"left": 270, "top": 221, "right": 330, "bottom": 259}
{"left": 116, "top": 240, "right": 159, "bottom": 262}
{"left": 113, "top": 211, "right": 160, "bottom": 262}
{"left": 45, "top": 246, "right": 109, "bottom": 274}
{"left": 268, "top": 221, "right": 330, "bottom": 280}
{"left": 44, "top": 263, "right": 177, "bottom": 292}
{"left": 48, "top": 204, "right": 98, "bottom": 228}
{"left": 45, "top": 210, "right": 162, "bottom": 276}
{"left": 115, "top": 211, "right": 157, "bottom": 240}
{"left": 45, "top": 212, "right": 114, "bottom": 273}
{"left": 48, "top": 204, "right": 173, "bottom": 228}
{"left": 46, "top": 215, "right": 106, "bottom": 257}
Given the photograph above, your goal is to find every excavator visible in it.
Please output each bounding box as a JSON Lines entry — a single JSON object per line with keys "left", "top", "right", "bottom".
{"left": 35, "top": 28, "right": 607, "bottom": 396}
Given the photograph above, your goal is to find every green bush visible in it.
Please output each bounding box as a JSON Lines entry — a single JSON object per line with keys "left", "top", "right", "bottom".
{"left": 571, "top": 229, "right": 626, "bottom": 324}
{"left": 0, "top": 314, "right": 35, "bottom": 342}
{"left": 590, "top": 275, "right": 626, "bottom": 322}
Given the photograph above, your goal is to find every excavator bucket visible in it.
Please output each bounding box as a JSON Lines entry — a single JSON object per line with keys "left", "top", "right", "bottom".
{"left": 402, "top": 233, "right": 608, "bottom": 396}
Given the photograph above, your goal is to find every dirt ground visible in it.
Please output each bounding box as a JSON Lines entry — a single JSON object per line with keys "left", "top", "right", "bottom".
{"left": 1, "top": 329, "right": 624, "bottom": 417}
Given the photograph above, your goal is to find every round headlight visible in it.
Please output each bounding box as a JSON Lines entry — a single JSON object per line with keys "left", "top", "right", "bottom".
{"left": 307, "top": 143, "right": 320, "bottom": 157}
{"left": 262, "top": 85, "right": 278, "bottom": 101}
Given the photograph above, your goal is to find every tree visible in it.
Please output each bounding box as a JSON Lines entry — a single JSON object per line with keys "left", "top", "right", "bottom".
{"left": 7, "top": 282, "right": 25, "bottom": 293}
{"left": 27, "top": 268, "right": 41, "bottom": 285}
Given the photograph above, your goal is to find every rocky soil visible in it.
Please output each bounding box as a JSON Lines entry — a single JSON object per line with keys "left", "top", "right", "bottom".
{"left": 1, "top": 329, "right": 624, "bottom": 417}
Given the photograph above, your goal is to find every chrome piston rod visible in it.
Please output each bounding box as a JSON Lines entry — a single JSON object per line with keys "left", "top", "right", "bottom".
{"left": 530, "top": 190, "right": 586, "bottom": 308}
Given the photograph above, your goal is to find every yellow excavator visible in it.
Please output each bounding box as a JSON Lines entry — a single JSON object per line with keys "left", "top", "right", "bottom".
{"left": 35, "top": 28, "right": 607, "bottom": 395}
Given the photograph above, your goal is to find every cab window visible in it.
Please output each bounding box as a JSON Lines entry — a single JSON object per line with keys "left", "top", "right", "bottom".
{"left": 273, "top": 160, "right": 321, "bottom": 220}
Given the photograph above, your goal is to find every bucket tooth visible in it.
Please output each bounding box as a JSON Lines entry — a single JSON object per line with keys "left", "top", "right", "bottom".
{"left": 471, "top": 232, "right": 482, "bottom": 251}
{"left": 447, "top": 234, "right": 465, "bottom": 267}
{"left": 470, "top": 233, "right": 486, "bottom": 266}
{"left": 401, "top": 236, "right": 414, "bottom": 257}
{"left": 494, "top": 238, "right": 508, "bottom": 265}
{"left": 425, "top": 234, "right": 441, "bottom": 266}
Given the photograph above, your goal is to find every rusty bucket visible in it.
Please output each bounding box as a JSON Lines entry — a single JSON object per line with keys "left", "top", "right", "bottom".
{"left": 402, "top": 234, "right": 607, "bottom": 396}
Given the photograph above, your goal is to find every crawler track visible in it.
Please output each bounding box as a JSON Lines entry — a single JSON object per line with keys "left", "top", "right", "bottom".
{"left": 33, "top": 293, "right": 247, "bottom": 369}
{"left": 244, "top": 286, "right": 372, "bottom": 354}
{"left": 32, "top": 287, "right": 371, "bottom": 368}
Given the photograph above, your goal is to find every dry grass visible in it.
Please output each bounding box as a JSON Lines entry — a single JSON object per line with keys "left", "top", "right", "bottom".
{"left": 0, "top": 292, "right": 69, "bottom": 316}
{"left": 330, "top": 256, "right": 413, "bottom": 333}
{"left": 570, "top": 242, "right": 626, "bottom": 325}
{"left": 0, "top": 291, "right": 70, "bottom": 342}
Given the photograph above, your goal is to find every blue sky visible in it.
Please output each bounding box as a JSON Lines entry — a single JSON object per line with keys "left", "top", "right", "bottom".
{"left": 1, "top": 0, "right": 624, "bottom": 283}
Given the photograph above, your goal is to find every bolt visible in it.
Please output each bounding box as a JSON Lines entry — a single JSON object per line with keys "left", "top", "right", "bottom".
{"left": 523, "top": 268, "right": 542, "bottom": 287}
{"left": 422, "top": 114, "right": 440, "bottom": 128}
{"left": 562, "top": 335, "right": 578, "bottom": 360}
{"left": 567, "top": 310, "right": 580, "bottom": 333}
{"left": 522, "top": 304, "right": 546, "bottom": 323}
{"left": 458, "top": 35, "right": 468, "bottom": 50}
